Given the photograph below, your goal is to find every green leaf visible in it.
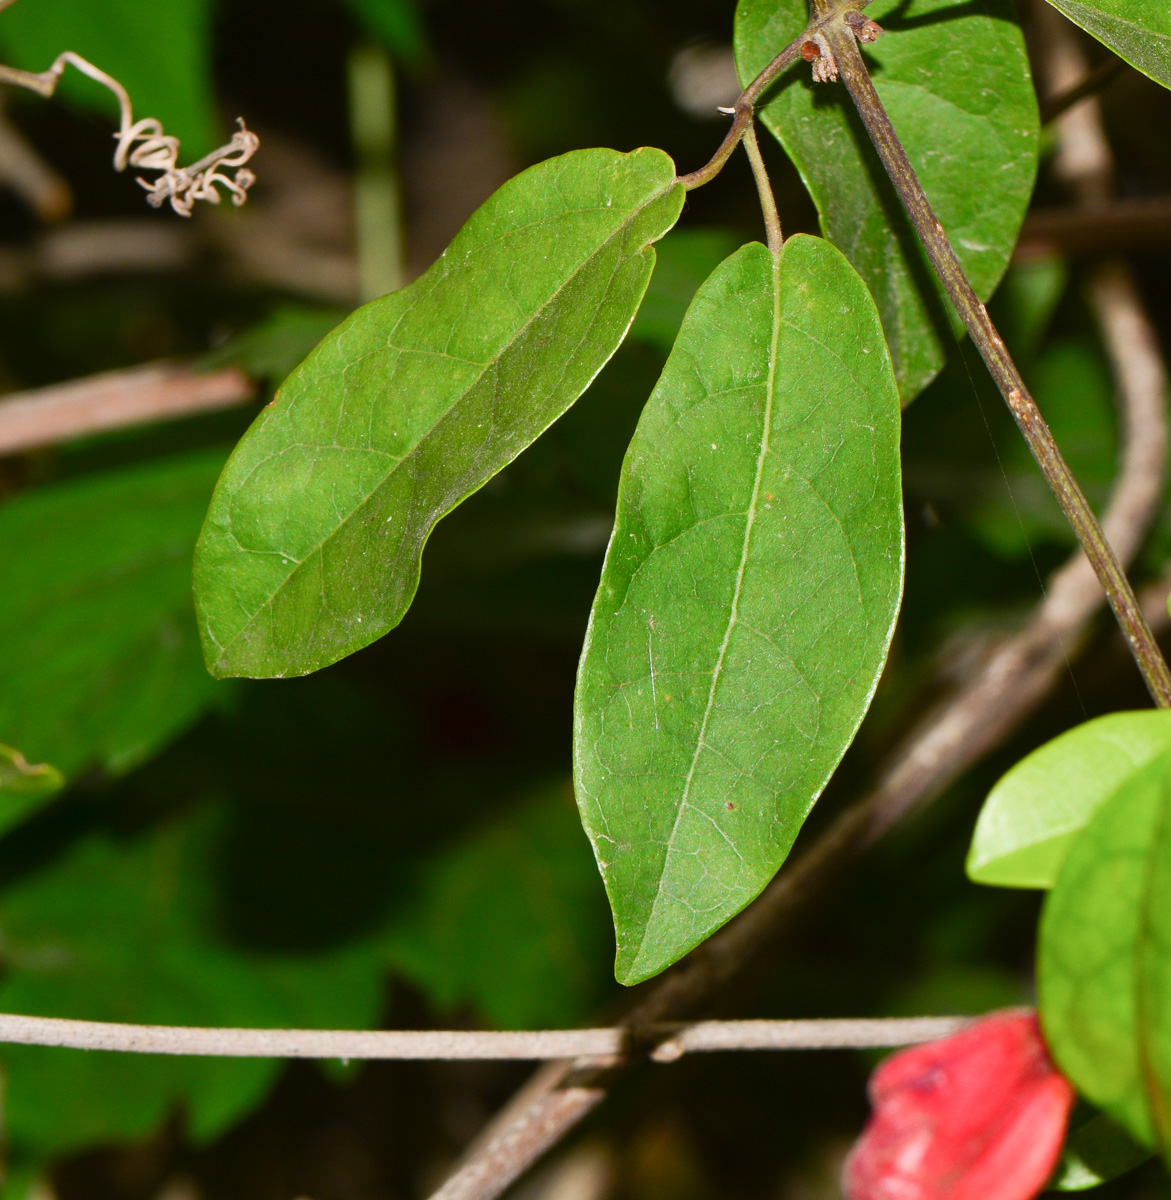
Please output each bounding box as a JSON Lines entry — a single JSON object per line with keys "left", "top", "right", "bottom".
{"left": 384, "top": 781, "right": 613, "bottom": 1029}
{"left": 574, "top": 236, "right": 904, "bottom": 984}
{"left": 1044, "top": 0, "right": 1171, "bottom": 91}
{"left": 0, "top": 451, "right": 229, "bottom": 787}
{"left": 1051, "top": 1111, "right": 1153, "bottom": 1191}
{"left": 1038, "top": 748, "right": 1171, "bottom": 1153}
{"left": 0, "top": 805, "right": 384, "bottom": 1158}
{"left": 0, "top": 0, "right": 218, "bottom": 156}
{"left": 195, "top": 147, "right": 685, "bottom": 680}
{"left": 733, "top": 0, "right": 1039, "bottom": 401}
{"left": 968, "top": 711, "right": 1171, "bottom": 889}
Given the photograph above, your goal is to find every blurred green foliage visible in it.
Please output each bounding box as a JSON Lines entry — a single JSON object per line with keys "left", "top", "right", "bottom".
{"left": 0, "top": 0, "right": 1168, "bottom": 1194}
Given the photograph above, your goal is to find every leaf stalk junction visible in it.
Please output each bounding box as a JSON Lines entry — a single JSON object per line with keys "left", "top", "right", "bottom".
{"left": 680, "top": 0, "right": 1171, "bottom": 709}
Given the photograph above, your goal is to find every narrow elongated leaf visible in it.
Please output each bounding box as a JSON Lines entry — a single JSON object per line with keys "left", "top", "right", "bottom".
{"left": 195, "top": 147, "right": 685, "bottom": 679}
{"left": 0, "top": 451, "right": 227, "bottom": 785}
{"left": 734, "top": 0, "right": 1039, "bottom": 401}
{"left": 1039, "top": 749, "right": 1171, "bottom": 1153}
{"left": 1045, "top": 0, "right": 1171, "bottom": 91}
{"left": 574, "top": 236, "right": 904, "bottom": 984}
{"left": 968, "top": 711, "right": 1171, "bottom": 889}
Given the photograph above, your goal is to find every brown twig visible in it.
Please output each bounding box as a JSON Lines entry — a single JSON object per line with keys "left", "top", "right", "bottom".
{"left": 823, "top": 20, "right": 1171, "bottom": 708}
{"left": 424, "top": 29, "right": 1171, "bottom": 1198}
{"left": 0, "top": 363, "right": 255, "bottom": 456}
{"left": 0, "top": 100, "right": 70, "bottom": 220}
{"left": 1016, "top": 199, "right": 1171, "bottom": 260}
{"left": 1039, "top": 55, "right": 1125, "bottom": 125}
{"left": 677, "top": 30, "right": 810, "bottom": 189}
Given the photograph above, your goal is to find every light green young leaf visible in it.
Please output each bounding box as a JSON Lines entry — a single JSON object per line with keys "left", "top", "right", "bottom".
{"left": 1045, "top": 0, "right": 1171, "bottom": 91}
{"left": 968, "top": 711, "right": 1171, "bottom": 889}
{"left": 0, "top": 806, "right": 383, "bottom": 1158}
{"left": 574, "top": 236, "right": 904, "bottom": 985}
{"left": 1039, "top": 749, "right": 1171, "bottom": 1154}
{"left": 0, "top": 0, "right": 218, "bottom": 156}
{"left": 195, "top": 147, "right": 685, "bottom": 680}
{"left": 0, "top": 451, "right": 229, "bottom": 786}
{"left": 734, "top": 0, "right": 1039, "bottom": 401}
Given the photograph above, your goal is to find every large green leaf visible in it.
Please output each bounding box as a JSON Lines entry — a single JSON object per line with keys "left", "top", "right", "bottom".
{"left": 574, "top": 236, "right": 904, "bottom": 985}
{"left": 0, "top": 451, "right": 229, "bottom": 789}
{"left": 0, "top": 0, "right": 218, "bottom": 156}
{"left": 734, "top": 0, "right": 1039, "bottom": 401}
{"left": 0, "top": 806, "right": 383, "bottom": 1158}
{"left": 195, "top": 147, "right": 685, "bottom": 680}
{"left": 1044, "top": 0, "right": 1171, "bottom": 91}
{"left": 968, "top": 711, "right": 1171, "bottom": 889}
{"left": 1038, "top": 749, "right": 1171, "bottom": 1153}
{"left": 384, "top": 781, "right": 613, "bottom": 1029}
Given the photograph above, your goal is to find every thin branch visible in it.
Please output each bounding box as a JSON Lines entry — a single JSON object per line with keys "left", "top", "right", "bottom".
{"left": 677, "top": 31, "right": 809, "bottom": 189}
{"left": 1017, "top": 199, "right": 1171, "bottom": 259}
{"left": 741, "top": 122, "right": 783, "bottom": 255}
{"left": 0, "top": 1014, "right": 972, "bottom": 1060}
{"left": 0, "top": 100, "right": 70, "bottom": 220}
{"left": 425, "top": 53, "right": 1171, "bottom": 1197}
{"left": 0, "top": 363, "right": 255, "bottom": 456}
{"left": 823, "top": 20, "right": 1171, "bottom": 709}
{"left": 1040, "top": 56, "right": 1125, "bottom": 125}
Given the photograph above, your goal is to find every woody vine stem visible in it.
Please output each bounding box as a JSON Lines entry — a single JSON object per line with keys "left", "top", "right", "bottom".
{"left": 687, "top": 0, "right": 1171, "bottom": 709}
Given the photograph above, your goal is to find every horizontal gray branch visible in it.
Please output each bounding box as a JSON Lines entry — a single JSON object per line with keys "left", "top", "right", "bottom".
{"left": 0, "top": 1013, "right": 972, "bottom": 1060}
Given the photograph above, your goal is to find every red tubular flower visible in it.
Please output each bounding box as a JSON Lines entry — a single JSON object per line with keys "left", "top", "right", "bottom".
{"left": 843, "top": 1011, "right": 1076, "bottom": 1200}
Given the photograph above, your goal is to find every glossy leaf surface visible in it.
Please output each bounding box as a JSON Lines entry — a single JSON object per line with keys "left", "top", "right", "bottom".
{"left": 0, "top": 0, "right": 217, "bottom": 154}
{"left": 0, "top": 807, "right": 383, "bottom": 1158}
{"left": 0, "top": 452, "right": 227, "bottom": 783}
{"left": 968, "top": 711, "right": 1171, "bottom": 889}
{"left": 734, "top": 0, "right": 1039, "bottom": 401}
{"left": 1039, "top": 750, "right": 1171, "bottom": 1152}
{"left": 196, "top": 147, "right": 685, "bottom": 679}
{"left": 1045, "top": 0, "right": 1171, "bottom": 91}
{"left": 575, "top": 236, "right": 903, "bottom": 984}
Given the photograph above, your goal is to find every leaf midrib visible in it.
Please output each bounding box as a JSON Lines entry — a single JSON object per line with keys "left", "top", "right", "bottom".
{"left": 214, "top": 178, "right": 676, "bottom": 666}
{"left": 631, "top": 248, "right": 783, "bottom": 966}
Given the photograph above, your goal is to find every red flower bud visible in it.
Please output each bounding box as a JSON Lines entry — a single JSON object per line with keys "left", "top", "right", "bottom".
{"left": 843, "top": 1011, "right": 1075, "bottom": 1200}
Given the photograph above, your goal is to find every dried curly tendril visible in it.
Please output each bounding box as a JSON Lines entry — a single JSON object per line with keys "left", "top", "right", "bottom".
{"left": 0, "top": 47, "right": 258, "bottom": 216}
